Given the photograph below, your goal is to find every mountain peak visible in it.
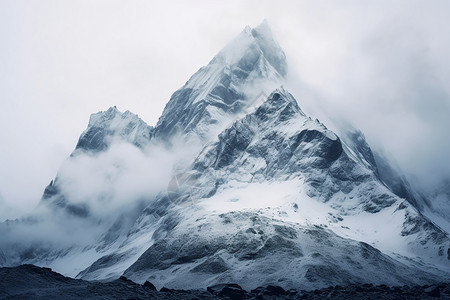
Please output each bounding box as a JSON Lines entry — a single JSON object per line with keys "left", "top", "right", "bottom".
{"left": 155, "top": 22, "right": 287, "bottom": 140}
{"left": 76, "top": 107, "right": 153, "bottom": 152}
{"left": 255, "top": 18, "right": 270, "bottom": 31}
{"left": 213, "top": 21, "right": 287, "bottom": 77}
{"left": 243, "top": 25, "right": 252, "bottom": 34}
{"left": 251, "top": 19, "right": 274, "bottom": 44}
{"left": 87, "top": 106, "right": 119, "bottom": 128}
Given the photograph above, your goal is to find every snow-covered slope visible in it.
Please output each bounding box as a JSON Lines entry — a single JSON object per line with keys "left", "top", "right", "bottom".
{"left": 74, "top": 89, "right": 449, "bottom": 289}
{"left": 341, "top": 127, "right": 450, "bottom": 237}
{"left": 0, "top": 21, "right": 449, "bottom": 291}
{"left": 113, "top": 89, "right": 448, "bottom": 290}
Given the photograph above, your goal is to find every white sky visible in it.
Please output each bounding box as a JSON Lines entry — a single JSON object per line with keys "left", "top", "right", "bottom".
{"left": 1, "top": 0, "right": 450, "bottom": 219}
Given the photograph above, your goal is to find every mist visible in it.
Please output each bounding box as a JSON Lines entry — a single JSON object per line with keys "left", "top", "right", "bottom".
{"left": 1, "top": 0, "right": 450, "bottom": 220}
{"left": 0, "top": 129, "right": 204, "bottom": 270}
{"left": 279, "top": 1, "right": 450, "bottom": 189}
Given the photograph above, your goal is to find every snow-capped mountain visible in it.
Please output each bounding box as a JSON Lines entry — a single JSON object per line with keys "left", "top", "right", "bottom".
{"left": 0, "top": 21, "right": 449, "bottom": 291}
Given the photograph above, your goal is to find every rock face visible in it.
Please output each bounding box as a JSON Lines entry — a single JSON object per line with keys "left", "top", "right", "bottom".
{"left": 0, "top": 21, "right": 449, "bottom": 292}
{"left": 1, "top": 265, "right": 449, "bottom": 300}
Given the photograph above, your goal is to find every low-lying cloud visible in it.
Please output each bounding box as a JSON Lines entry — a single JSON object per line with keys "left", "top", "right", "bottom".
{"left": 280, "top": 1, "right": 450, "bottom": 191}
{"left": 0, "top": 135, "right": 203, "bottom": 265}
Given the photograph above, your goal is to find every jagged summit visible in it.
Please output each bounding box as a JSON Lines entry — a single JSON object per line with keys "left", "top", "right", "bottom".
{"left": 75, "top": 106, "right": 153, "bottom": 152}
{"left": 213, "top": 20, "right": 287, "bottom": 77}
{"left": 261, "top": 87, "right": 307, "bottom": 116}
{"left": 154, "top": 21, "right": 287, "bottom": 141}
{"left": 87, "top": 106, "right": 119, "bottom": 128}
{"left": 39, "top": 106, "right": 155, "bottom": 216}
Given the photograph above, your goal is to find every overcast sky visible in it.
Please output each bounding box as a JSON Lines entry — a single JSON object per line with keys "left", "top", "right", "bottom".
{"left": 1, "top": 0, "right": 450, "bottom": 220}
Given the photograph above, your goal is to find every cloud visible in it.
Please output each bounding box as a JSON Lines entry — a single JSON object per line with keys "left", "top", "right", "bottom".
{"left": 0, "top": 134, "right": 203, "bottom": 264}
{"left": 55, "top": 138, "right": 201, "bottom": 217}
{"left": 279, "top": 1, "right": 450, "bottom": 189}
{"left": 0, "top": 0, "right": 449, "bottom": 218}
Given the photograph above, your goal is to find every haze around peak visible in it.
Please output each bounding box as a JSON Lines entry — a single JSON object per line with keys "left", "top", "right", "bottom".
{"left": 214, "top": 20, "right": 287, "bottom": 77}
{"left": 1, "top": 0, "right": 450, "bottom": 220}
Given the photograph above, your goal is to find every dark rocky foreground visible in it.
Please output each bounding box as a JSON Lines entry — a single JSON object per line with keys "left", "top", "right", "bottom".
{"left": 0, "top": 265, "right": 448, "bottom": 299}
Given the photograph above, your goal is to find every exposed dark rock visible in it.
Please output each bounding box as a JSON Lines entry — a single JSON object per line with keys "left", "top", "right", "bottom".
{"left": 217, "top": 284, "right": 247, "bottom": 299}
{"left": 143, "top": 281, "right": 157, "bottom": 291}
{"left": 256, "top": 285, "right": 286, "bottom": 296}
{"left": 207, "top": 284, "right": 229, "bottom": 294}
{"left": 424, "top": 285, "right": 440, "bottom": 297}
{"left": 1, "top": 265, "right": 450, "bottom": 300}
